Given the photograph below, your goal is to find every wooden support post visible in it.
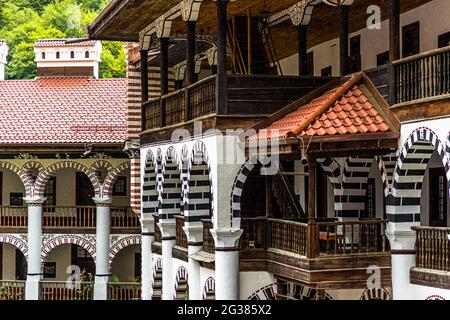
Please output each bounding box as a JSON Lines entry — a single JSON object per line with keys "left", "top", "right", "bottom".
{"left": 247, "top": 8, "right": 252, "bottom": 75}
{"left": 339, "top": 5, "right": 349, "bottom": 76}
{"left": 307, "top": 157, "right": 319, "bottom": 259}
{"left": 298, "top": 25, "right": 308, "bottom": 76}
{"left": 140, "top": 50, "right": 149, "bottom": 132}
{"left": 389, "top": 0, "right": 400, "bottom": 104}
{"left": 265, "top": 176, "right": 273, "bottom": 218}
{"left": 216, "top": 0, "right": 228, "bottom": 115}
{"left": 185, "top": 20, "right": 197, "bottom": 121}
{"left": 160, "top": 37, "right": 169, "bottom": 127}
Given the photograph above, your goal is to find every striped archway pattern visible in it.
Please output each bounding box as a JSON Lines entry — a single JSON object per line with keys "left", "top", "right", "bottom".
{"left": 174, "top": 266, "right": 188, "bottom": 300}
{"left": 142, "top": 150, "right": 159, "bottom": 218}
{"left": 0, "top": 234, "right": 28, "bottom": 260}
{"left": 109, "top": 235, "right": 141, "bottom": 266}
{"left": 152, "top": 258, "right": 163, "bottom": 300}
{"left": 387, "top": 127, "right": 450, "bottom": 224}
{"left": 0, "top": 162, "right": 34, "bottom": 197}
{"left": 41, "top": 235, "right": 96, "bottom": 264}
{"left": 103, "top": 162, "right": 131, "bottom": 197}
{"left": 248, "top": 283, "right": 277, "bottom": 300}
{"left": 34, "top": 161, "right": 101, "bottom": 198}
{"left": 185, "top": 141, "right": 212, "bottom": 223}
{"left": 202, "top": 277, "right": 215, "bottom": 300}
{"left": 360, "top": 288, "right": 392, "bottom": 300}
{"left": 159, "top": 148, "right": 182, "bottom": 221}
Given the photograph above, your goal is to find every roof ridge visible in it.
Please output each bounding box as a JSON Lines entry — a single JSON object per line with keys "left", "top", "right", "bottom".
{"left": 287, "top": 72, "right": 363, "bottom": 137}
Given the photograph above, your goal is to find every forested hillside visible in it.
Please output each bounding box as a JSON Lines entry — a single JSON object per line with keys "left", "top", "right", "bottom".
{"left": 0, "top": 0, "right": 126, "bottom": 79}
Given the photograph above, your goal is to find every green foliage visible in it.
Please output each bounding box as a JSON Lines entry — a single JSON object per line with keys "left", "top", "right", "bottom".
{"left": 0, "top": 0, "right": 125, "bottom": 79}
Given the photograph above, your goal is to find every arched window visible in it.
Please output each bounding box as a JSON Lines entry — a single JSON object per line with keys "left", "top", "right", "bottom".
{"left": 85, "top": 51, "right": 90, "bottom": 58}
{"left": 56, "top": 52, "right": 60, "bottom": 59}
{"left": 41, "top": 52, "right": 46, "bottom": 60}
{"left": 70, "top": 51, "right": 75, "bottom": 59}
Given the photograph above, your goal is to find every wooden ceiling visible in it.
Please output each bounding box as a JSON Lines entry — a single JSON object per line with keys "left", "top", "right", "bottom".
{"left": 90, "top": 0, "right": 435, "bottom": 62}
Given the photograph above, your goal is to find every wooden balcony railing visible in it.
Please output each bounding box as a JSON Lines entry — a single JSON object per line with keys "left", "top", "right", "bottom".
{"left": 143, "top": 98, "right": 161, "bottom": 130}
{"left": 111, "top": 207, "right": 140, "bottom": 229}
{"left": 394, "top": 45, "right": 450, "bottom": 104}
{"left": 108, "top": 283, "right": 141, "bottom": 300}
{"left": 164, "top": 89, "right": 186, "bottom": 126}
{"left": 240, "top": 217, "right": 267, "bottom": 249}
{"left": 142, "top": 75, "right": 332, "bottom": 131}
{"left": 412, "top": 226, "right": 450, "bottom": 272}
{"left": 0, "top": 281, "right": 25, "bottom": 300}
{"left": 317, "top": 219, "right": 388, "bottom": 256}
{"left": 40, "top": 281, "right": 93, "bottom": 300}
{"left": 175, "top": 215, "right": 188, "bottom": 248}
{"left": 188, "top": 76, "right": 216, "bottom": 119}
{"left": 0, "top": 206, "right": 138, "bottom": 229}
{"left": 202, "top": 219, "right": 214, "bottom": 254}
{"left": 267, "top": 218, "right": 308, "bottom": 256}
{"left": 0, "top": 207, "right": 27, "bottom": 228}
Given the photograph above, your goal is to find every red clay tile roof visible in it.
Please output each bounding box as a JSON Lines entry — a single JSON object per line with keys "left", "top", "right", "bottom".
{"left": 251, "top": 73, "right": 394, "bottom": 141}
{"left": 34, "top": 39, "right": 99, "bottom": 48}
{"left": 0, "top": 77, "right": 126, "bottom": 145}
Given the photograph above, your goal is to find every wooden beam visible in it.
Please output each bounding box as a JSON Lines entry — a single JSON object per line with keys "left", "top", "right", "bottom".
{"left": 389, "top": 0, "right": 400, "bottom": 104}
{"left": 160, "top": 37, "right": 169, "bottom": 127}
{"left": 140, "top": 50, "right": 149, "bottom": 132}
{"left": 298, "top": 25, "right": 308, "bottom": 76}
{"left": 306, "top": 156, "right": 318, "bottom": 259}
{"left": 339, "top": 5, "right": 349, "bottom": 76}
{"left": 216, "top": 0, "right": 228, "bottom": 115}
{"left": 185, "top": 20, "right": 197, "bottom": 121}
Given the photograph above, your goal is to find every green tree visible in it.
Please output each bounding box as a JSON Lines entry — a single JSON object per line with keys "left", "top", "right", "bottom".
{"left": 0, "top": 0, "right": 126, "bottom": 79}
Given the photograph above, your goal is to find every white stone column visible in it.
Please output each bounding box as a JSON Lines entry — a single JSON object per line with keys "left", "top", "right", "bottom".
{"left": 387, "top": 228, "right": 416, "bottom": 300}
{"left": 159, "top": 219, "right": 176, "bottom": 300}
{"left": 183, "top": 224, "right": 203, "bottom": 300}
{"left": 141, "top": 215, "right": 154, "bottom": 300}
{"left": 24, "top": 197, "right": 45, "bottom": 300}
{"left": 211, "top": 228, "right": 243, "bottom": 300}
{"left": 93, "top": 197, "right": 112, "bottom": 300}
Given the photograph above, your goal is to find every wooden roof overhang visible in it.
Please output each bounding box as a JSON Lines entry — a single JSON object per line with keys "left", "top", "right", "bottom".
{"left": 89, "top": 0, "right": 433, "bottom": 63}
{"left": 243, "top": 72, "right": 401, "bottom": 160}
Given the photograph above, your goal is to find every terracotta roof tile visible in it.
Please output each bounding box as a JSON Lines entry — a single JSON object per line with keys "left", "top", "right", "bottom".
{"left": 0, "top": 77, "right": 126, "bottom": 145}
{"left": 250, "top": 73, "right": 395, "bottom": 141}
{"left": 34, "top": 39, "right": 99, "bottom": 48}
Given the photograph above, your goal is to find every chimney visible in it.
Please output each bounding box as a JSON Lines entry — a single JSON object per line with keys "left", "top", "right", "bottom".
{"left": 0, "top": 40, "right": 8, "bottom": 81}
{"left": 34, "top": 39, "right": 102, "bottom": 78}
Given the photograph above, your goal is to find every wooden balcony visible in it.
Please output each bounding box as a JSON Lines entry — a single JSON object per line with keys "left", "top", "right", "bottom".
{"left": 0, "top": 281, "right": 25, "bottom": 300}
{"left": 238, "top": 217, "right": 391, "bottom": 290}
{"left": 0, "top": 206, "right": 140, "bottom": 233}
{"left": 202, "top": 219, "right": 215, "bottom": 255}
{"left": 142, "top": 75, "right": 332, "bottom": 143}
{"left": 40, "top": 281, "right": 93, "bottom": 300}
{"left": 410, "top": 226, "right": 450, "bottom": 289}
{"left": 108, "top": 282, "right": 141, "bottom": 300}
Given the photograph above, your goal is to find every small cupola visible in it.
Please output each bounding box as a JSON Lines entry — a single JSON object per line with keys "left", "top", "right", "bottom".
{"left": 0, "top": 40, "right": 8, "bottom": 80}
{"left": 34, "top": 39, "right": 102, "bottom": 78}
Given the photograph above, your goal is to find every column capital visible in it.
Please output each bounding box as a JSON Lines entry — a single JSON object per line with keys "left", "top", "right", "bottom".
{"left": 92, "top": 197, "right": 112, "bottom": 207}
{"left": 183, "top": 223, "right": 203, "bottom": 245}
{"left": 158, "top": 219, "right": 177, "bottom": 240}
{"left": 23, "top": 197, "right": 46, "bottom": 207}
{"left": 141, "top": 216, "right": 155, "bottom": 235}
{"left": 211, "top": 228, "right": 243, "bottom": 251}
{"left": 386, "top": 226, "right": 417, "bottom": 252}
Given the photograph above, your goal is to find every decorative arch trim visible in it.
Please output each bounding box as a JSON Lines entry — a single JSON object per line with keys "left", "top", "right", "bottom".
{"left": 41, "top": 235, "right": 96, "bottom": 264}
{"left": 109, "top": 235, "right": 141, "bottom": 265}
{"left": 0, "top": 162, "right": 33, "bottom": 197}
{"left": 248, "top": 283, "right": 277, "bottom": 300}
{"left": 360, "top": 288, "right": 392, "bottom": 300}
{"left": 388, "top": 127, "right": 450, "bottom": 223}
{"left": 34, "top": 161, "right": 101, "bottom": 198}
{"left": 103, "top": 162, "right": 131, "bottom": 197}
{"left": 0, "top": 234, "right": 28, "bottom": 260}
{"left": 202, "top": 277, "right": 215, "bottom": 300}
